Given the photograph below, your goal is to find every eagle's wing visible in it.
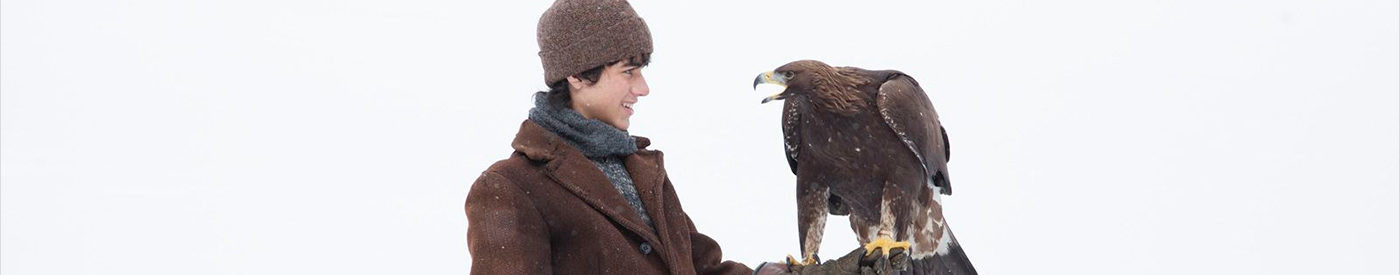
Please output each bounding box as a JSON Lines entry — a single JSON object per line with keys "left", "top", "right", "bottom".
{"left": 876, "top": 74, "right": 952, "bottom": 194}
{"left": 782, "top": 98, "right": 801, "bottom": 174}
{"left": 784, "top": 94, "right": 850, "bottom": 216}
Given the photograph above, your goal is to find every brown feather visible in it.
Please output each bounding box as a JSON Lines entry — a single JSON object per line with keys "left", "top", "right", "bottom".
{"left": 765, "top": 60, "right": 974, "bottom": 274}
{"left": 809, "top": 65, "right": 869, "bottom": 115}
{"left": 779, "top": 60, "right": 870, "bottom": 116}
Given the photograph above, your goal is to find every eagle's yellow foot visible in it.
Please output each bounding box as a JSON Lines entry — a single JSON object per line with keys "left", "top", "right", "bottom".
{"left": 863, "top": 237, "right": 911, "bottom": 256}
{"left": 785, "top": 254, "right": 819, "bottom": 266}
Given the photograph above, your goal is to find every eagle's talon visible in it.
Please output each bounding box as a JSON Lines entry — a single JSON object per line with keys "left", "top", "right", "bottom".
{"left": 785, "top": 254, "right": 819, "bottom": 267}
{"left": 863, "top": 237, "right": 911, "bottom": 257}
{"left": 887, "top": 248, "right": 911, "bottom": 271}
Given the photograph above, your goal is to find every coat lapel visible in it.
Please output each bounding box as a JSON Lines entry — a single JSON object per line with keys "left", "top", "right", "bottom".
{"left": 626, "top": 138, "right": 668, "bottom": 237}
{"left": 545, "top": 153, "right": 662, "bottom": 244}
{"left": 511, "top": 120, "right": 663, "bottom": 244}
{"left": 625, "top": 147, "right": 684, "bottom": 269}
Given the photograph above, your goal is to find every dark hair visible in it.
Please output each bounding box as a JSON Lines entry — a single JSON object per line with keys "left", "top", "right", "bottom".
{"left": 544, "top": 54, "right": 651, "bottom": 108}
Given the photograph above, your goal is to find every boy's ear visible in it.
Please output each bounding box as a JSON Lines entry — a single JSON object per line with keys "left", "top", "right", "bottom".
{"left": 566, "top": 75, "right": 590, "bottom": 91}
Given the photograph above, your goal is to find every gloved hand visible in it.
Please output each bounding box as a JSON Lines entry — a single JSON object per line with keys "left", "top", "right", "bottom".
{"left": 753, "top": 247, "right": 910, "bottom": 275}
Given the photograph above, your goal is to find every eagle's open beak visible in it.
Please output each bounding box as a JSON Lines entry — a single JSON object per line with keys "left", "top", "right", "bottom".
{"left": 753, "top": 71, "right": 788, "bottom": 104}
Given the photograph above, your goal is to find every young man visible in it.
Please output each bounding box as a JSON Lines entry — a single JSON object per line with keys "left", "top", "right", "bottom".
{"left": 465, "top": 1, "right": 900, "bottom": 274}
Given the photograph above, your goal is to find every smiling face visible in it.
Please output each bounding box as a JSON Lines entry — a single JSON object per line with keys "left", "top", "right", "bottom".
{"left": 567, "top": 59, "right": 650, "bottom": 130}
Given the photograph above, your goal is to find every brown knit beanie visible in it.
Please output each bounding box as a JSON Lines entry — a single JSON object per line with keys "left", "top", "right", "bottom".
{"left": 537, "top": 0, "right": 653, "bottom": 85}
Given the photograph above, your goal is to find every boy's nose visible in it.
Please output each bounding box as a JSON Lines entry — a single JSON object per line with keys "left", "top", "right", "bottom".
{"left": 633, "top": 76, "right": 650, "bottom": 96}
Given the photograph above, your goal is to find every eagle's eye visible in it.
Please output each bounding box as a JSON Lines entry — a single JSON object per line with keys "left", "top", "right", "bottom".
{"left": 782, "top": 72, "right": 794, "bottom": 79}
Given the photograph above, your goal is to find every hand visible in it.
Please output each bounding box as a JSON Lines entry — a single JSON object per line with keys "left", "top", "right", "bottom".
{"left": 753, "top": 247, "right": 910, "bottom": 275}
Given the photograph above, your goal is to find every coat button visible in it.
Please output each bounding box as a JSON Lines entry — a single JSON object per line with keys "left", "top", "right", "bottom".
{"left": 639, "top": 242, "right": 653, "bottom": 255}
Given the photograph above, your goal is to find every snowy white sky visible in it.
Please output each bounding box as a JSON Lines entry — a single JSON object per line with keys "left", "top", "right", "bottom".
{"left": 2, "top": 0, "right": 1397, "bottom": 274}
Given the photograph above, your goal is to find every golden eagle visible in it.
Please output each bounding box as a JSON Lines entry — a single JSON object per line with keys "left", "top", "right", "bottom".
{"left": 754, "top": 60, "right": 975, "bottom": 274}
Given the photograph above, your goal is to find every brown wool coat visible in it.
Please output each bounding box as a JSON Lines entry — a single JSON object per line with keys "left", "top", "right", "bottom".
{"left": 466, "top": 120, "right": 752, "bottom": 275}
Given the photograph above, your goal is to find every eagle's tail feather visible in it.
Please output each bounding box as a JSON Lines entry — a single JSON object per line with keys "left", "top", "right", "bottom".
{"left": 907, "top": 231, "right": 976, "bottom": 275}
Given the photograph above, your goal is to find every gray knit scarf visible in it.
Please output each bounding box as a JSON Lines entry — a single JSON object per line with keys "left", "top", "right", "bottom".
{"left": 528, "top": 92, "right": 653, "bottom": 228}
{"left": 528, "top": 92, "right": 637, "bottom": 158}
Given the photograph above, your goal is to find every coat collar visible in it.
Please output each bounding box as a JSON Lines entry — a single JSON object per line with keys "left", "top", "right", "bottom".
{"left": 511, "top": 120, "right": 653, "bottom": 162}
{"left": 509, "top": 120, "right": 674, "bottom": 258}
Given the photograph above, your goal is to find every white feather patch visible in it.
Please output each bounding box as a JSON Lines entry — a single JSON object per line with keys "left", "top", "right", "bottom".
{"left": 932, "top": 226, "right": 953, "bottom": 255}
{"left": 931, "top": 184, "right": 944, "bottom": 204}
{"left": 878, "top": 197, "right": 895, "bottom": 237}
{"left": 905, "top": 188, "right": 950, "bottom": 260}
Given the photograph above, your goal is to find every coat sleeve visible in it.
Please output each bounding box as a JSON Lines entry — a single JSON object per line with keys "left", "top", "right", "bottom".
{"left": 689, "top": 227, "right": 753, "bottom": 275}
{"left": 677, "top": 183, "right": 753, "bottom": 275}
{"left": 465, "top": 171, "right": 551, "bottom": 274}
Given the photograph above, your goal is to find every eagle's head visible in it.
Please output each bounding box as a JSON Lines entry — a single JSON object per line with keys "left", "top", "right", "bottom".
{"left": 754, "top": 60, "right": 868, "bottom": 115}
{"left": 752, "top": 60, "right": 834, "bottom": 104}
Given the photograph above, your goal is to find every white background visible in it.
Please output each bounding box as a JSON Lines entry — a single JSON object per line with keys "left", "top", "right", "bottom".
{"left": 2, "top": 0, "right": 1397, "bottom": 274}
